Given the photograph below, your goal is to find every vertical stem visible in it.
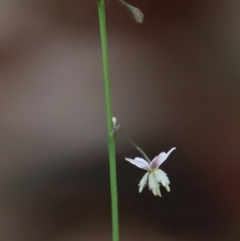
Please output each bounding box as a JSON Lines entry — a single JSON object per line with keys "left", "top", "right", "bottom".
{"left": 97, "top": 1, "right": 119, "bottom": 241}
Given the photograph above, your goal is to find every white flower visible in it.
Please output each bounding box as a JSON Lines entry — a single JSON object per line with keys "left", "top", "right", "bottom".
{"left": 125, "top": 148, "right": 176, "bottom": 197}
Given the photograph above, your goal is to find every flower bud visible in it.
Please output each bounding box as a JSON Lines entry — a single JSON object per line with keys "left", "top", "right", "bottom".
{"left": 117, "top": 0, "right": 144, "bottom": 23}
{"left": 112, "top": 117, "right": 117, "bottom": 127}
{"left": 129, "top": 7, "right": 144, "bottom": 24}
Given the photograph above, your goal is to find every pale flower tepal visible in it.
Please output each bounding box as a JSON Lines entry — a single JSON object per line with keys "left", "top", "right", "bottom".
{"left": 125, "top": 148, "right": 176, "bottom": 197}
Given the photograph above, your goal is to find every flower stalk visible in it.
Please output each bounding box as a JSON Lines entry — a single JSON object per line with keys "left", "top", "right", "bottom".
{"left": 118, "top": 129, "right": 151, "bottom": 163}
{"left": 97, "top": 1, "right": 119, "bottom": 241}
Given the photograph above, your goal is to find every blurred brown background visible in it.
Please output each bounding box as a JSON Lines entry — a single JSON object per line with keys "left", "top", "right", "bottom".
{"left": 0, "top": 0, "right": 240, "bottom": 240}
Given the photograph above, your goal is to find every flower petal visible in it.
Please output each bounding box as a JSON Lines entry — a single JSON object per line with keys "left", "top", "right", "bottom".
{"left": 138, "top": 172, "right": 149, "bottom": 193}
{"left": 148, "top": 172, "right": 161, "bottom": 197}
{"left": 125, "top": 157, "right": 150, "bottom": 170}
{"left": 150, "top": 147, "right": 176, "bottom": 169}
{"left": 134, "top": 157, "right": 149, "bottom": 166}
{"left": 155, "top": 186, "right": 161, "bottom": 196}
{"left": 154, "top": 169, "right": 170, "bottom": 184}
{"left": 163, "top": 183, "right": 170, "bottom": 192}
{"left": 154, "top": 169, "right": 170, "bottom": 192}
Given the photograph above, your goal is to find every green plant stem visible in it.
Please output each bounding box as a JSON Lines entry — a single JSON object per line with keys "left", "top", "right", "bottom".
{"left": 97, "top": 1, "right": 119, "bottom": 241}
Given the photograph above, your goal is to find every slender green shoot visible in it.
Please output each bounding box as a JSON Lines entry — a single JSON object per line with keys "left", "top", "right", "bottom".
{"left": 97, "top": 1, "right": 119, "bottom": 241}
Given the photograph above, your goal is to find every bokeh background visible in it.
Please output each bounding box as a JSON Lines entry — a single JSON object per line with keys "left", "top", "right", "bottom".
{"left": 0, "top": 0, "right": 240, "bottom": 240}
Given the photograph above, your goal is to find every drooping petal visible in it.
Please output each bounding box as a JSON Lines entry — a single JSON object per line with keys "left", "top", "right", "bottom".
{"left": 148, "top": 172, "right": 161, "bottom": 197}
{"left": 155, "top": 185, "right": 161, "bottom": 196}
{"left": 152, "top": 187, "right": 157, "bottom": 196}
{"left": 148, "top": 173, "right": 155, "bottom": 190}
{"left": 154, "top": 169, "right": 170, "bottom": 184}
{"left": 125, "top": 157, "right": 150, "bottom": 170}
{"left": 150, "top": 147, "right": 176, "bottom": 169}
{"left": 162, "top": 182, "right": 170, "bottom": 192}
{"left": 138, "top": 172, "right": 149, "bottom": 193}
{"left": 154, "top": 169, "right": 170, "bottom": 192}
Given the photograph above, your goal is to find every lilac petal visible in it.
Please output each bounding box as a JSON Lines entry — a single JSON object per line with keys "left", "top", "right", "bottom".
{"left": 125, "top": 157, "right": 150, "bottom": 170}
{"left": 150, "top": 147, "right": 176, "bottom": 169}
{"left": 134, "top": 157, "right": 150, "bottom": 166}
